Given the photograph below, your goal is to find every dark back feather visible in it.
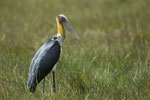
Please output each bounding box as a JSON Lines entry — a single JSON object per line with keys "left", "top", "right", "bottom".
{"left": 27, "top": 39, "right": 61, "bottom": 92}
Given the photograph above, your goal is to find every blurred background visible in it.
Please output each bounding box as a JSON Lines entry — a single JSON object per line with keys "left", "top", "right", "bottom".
{"left": 0, "top": 0, "right": 150, "bottom": 99}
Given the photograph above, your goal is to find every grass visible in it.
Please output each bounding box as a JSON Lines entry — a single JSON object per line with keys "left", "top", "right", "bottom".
{"left": 0, "top": 0, "right": 150, "bottom": 99}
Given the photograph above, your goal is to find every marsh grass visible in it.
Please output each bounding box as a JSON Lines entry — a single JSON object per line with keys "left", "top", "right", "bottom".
{"left": 0, "top": 0, "right": 150, "bottom": 99}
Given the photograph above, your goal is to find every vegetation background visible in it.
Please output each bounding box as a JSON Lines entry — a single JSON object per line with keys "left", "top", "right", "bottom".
{"left": 0, "top": 0, "right": 150, "bottom": 99}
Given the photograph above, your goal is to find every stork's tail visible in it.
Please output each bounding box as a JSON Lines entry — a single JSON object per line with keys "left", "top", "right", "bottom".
{"left": 27, "top": 73, "right": 37, "bottom": 93}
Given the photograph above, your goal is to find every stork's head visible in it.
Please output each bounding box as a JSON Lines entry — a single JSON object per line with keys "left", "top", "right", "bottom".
{"left": 56, "top": 14, "right": 80, "bottom": 40}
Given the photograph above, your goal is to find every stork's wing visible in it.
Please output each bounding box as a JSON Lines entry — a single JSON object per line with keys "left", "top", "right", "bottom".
{"left": 27, "top": 39, "right": 61, "bottom": 92}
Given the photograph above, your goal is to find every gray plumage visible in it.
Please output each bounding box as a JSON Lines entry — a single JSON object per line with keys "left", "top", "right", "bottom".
{"left": 27, "top": 36, "right": 61, "bottom": 92}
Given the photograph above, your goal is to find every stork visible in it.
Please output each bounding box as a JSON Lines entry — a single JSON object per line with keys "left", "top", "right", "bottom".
{"left": 27, "top": 14, "right": 80, "bottom": 93}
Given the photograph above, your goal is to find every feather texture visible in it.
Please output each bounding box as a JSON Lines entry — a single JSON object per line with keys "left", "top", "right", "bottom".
{"left": 27, "top": 37, "right": 61, "bottom": 92}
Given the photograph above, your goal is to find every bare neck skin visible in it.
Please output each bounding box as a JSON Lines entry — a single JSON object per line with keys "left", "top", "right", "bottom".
{"left": 56, "top": 18, "right": 65, "bottom": 38}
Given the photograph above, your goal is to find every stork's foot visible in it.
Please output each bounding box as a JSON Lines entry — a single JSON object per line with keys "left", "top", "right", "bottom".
{"left": 43, "top": 78, "right": 45, "bottom": 93}
{"left": 53, "top": 87, "right": 56, "bottom": 93}
{"left": 52, "top": 71, "right": 56, "bottom": 93}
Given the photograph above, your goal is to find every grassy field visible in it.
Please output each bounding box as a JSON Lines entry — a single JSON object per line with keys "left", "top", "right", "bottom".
{"left": 0, "top": 0, "right": 150, "bottom": 99}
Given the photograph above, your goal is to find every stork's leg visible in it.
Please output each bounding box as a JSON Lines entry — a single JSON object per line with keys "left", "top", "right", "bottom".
{"left": 52, "top": 71, "right": 56, "bottom": 93}
{"left": 43, "top": 78, "right": 45, "bottom": 93}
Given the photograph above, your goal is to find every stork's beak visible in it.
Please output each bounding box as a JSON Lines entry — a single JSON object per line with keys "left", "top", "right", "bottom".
{"left": 63, "top": 21, "right": 80, "bottom": 40}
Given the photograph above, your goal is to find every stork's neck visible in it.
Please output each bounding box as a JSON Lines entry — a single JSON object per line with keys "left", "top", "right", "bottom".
{"left": 56, "top": 34, "right": 64, "bottom": 46}
{"left": 56, "top": 18, "right": 65, "bottom": 38}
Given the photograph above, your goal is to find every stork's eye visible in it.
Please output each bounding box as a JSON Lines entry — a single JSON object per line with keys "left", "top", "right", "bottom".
{"left": 61, "top": 17, "right": 66, "bottom": 22}
{"left": 59, "top": 17, "right": 66, "bottom": 24}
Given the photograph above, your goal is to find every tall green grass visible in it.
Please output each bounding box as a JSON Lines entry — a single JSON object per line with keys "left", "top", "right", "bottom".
{"left": 0, "top": 0, "right": 150, "bottom": 99}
